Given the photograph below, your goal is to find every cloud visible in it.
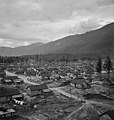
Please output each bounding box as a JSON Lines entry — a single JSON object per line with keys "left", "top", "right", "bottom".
{"left": 0, "top": 0, "right": 43, "bottom": 22}
{"left": 70, "top": 18, "right": 106, "bottom": 34}
{"left": 0, "top": 38, "right": 30, "bottom": 47}
{"left": 0, "top": 0, "right": 114, "bottom": 47}
{"left": 97, "top": 0, "right": 114, "bottom": 6}
{"left": 0, "top": 20, "right": 75, "bottom": 43}
{"left": 80, "top": 19, "right": 103, "bottom": 31}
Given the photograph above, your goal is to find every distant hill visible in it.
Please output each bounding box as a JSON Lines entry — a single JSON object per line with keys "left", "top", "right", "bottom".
{"left": 0, "top": 42, "right": 44, "bottom": 56}
{"left": 0, "top": 23, "right": 114, "bottom": 56}
{"left": 29, "top": 22, "right": 114, "bottom": 56}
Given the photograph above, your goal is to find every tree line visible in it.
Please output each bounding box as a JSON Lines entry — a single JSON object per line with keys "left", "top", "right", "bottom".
{"left": 0, "top": 54, "right": 97, "bottom": 63}
{"left": 96, "top": 56, "right": 113, "bottom": 84}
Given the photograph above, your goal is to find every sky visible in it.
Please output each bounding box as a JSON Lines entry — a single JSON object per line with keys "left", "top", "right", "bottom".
{"left": 0, "top": 0, "right": 114, "bottom": 47}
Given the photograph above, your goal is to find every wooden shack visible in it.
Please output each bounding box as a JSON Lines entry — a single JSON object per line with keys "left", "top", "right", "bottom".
{"left": 26, "top": 84, "right": 50, "bottom": 97}
{"left": 0, "top": 87, "right": 22, "bottom": 103}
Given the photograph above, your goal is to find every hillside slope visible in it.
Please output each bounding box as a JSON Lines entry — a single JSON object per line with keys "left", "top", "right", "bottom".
{"left": 33, "top": 23, "right": 114, "bottom": 55}
{"left": 0, "top": 42, "right": 44, "bottom": 56}
{"left": 0, "top": 23, "right": 114, "bottom": 56}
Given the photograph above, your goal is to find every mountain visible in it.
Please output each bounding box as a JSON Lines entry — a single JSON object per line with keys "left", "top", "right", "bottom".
{"left": 0, "top": 23, "right": 114, "bottom": 56}
{"left": 0, "top": 42, "right": 44, "bottom": 56}
{"left": 29, "top": 22, "right": 114, "bottom": 56}
{"left": 14, "top": 42, "right": 44, "bottom": 55}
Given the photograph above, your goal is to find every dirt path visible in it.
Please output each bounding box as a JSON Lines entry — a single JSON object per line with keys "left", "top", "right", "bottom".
{"left": 65, "top": 103, "right": 86, "bottom": 120}
{"left": 50, "top": 87, "right": 114, "bottom": 109}
{"left": 5, "top": 71, "right": 39, "bottom": 85}
{"left": 50, "top": 87, "right": 85, "bottom": 101}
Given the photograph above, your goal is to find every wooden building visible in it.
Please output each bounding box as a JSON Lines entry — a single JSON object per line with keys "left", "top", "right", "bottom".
{"left": 0, "top": 87, "right": 22, "bottom": 103}
{"left": 71, "top": 78, "right": 91, "bottom": 89}
{"left": 0, "top": 107, "right": 16, "bottom": 119}
{"left": 26, "top": 84, "right": 50, "bottom": 97}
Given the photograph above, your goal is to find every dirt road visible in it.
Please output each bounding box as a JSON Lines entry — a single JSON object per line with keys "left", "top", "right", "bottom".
{"left": 5, "top": 71, "right": 39, "bottom": 85}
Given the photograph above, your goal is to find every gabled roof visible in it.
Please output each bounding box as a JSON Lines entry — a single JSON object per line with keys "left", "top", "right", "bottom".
{"left": 0, "top": 87, "right": 21, "bottom": 97}
{"left": 27, "top": 84, "right": 48, "bottom": 91}
{"left": 71, "top": 78, "right": 85, "bottom": 84}
{"left": 4, "top": 76, "right": 18, "bottom": 80}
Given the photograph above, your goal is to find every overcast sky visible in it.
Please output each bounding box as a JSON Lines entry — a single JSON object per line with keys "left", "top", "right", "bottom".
{"left": 0, "top": 0, "right": 114, "bottom": 47}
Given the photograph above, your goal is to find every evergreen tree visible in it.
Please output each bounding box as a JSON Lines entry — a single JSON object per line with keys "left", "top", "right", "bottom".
{"left": 96, "top": 56, "right": 102, "bottom": 80}
{"left": 103, "top": 56, "right": 113, "bottom": 81}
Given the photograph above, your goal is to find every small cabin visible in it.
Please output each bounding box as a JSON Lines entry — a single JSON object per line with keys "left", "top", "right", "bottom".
{"left": 13, "top": 79, "right": 24, "bottom": 86}
{"left": 2, "top": 76, "right": 18, "bottom": 86}
{"left": 71, "top": 78, "right": 91, "bottom": 89}
{"left": 0, "top": 87, "right": 22, "bottom": 103}
{"left": 4, "top": 79, "right": 14, "bottom": 86}
{"left": 26, "top": 84, "right": 50, "bottom": 97}
{"left": 0, "top": 107, "right": 16, "bottom": 119}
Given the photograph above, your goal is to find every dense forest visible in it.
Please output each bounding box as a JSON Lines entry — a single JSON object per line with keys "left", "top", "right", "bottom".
{"left": 0, "top": 54, "right": 97, "bottom": 63}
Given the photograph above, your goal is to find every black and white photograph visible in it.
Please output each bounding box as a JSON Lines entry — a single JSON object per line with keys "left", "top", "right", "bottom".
{"left": 0, "top": 0, "right": 114, "bottom": 120}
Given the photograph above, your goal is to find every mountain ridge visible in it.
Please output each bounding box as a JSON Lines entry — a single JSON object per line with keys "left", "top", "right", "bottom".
{"left": 0, "top": 42, "right": 44, "bottom": 56}
{"left": 0, "top": 22, "right": 114, "bottom": 56}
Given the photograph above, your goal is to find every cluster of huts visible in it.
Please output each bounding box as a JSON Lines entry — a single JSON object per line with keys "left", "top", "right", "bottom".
{"left": 0, "top": 65, "right": 54, "bottom": 119}
{"left": 6, "top": 60, "right": 95, "bottom": 89}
